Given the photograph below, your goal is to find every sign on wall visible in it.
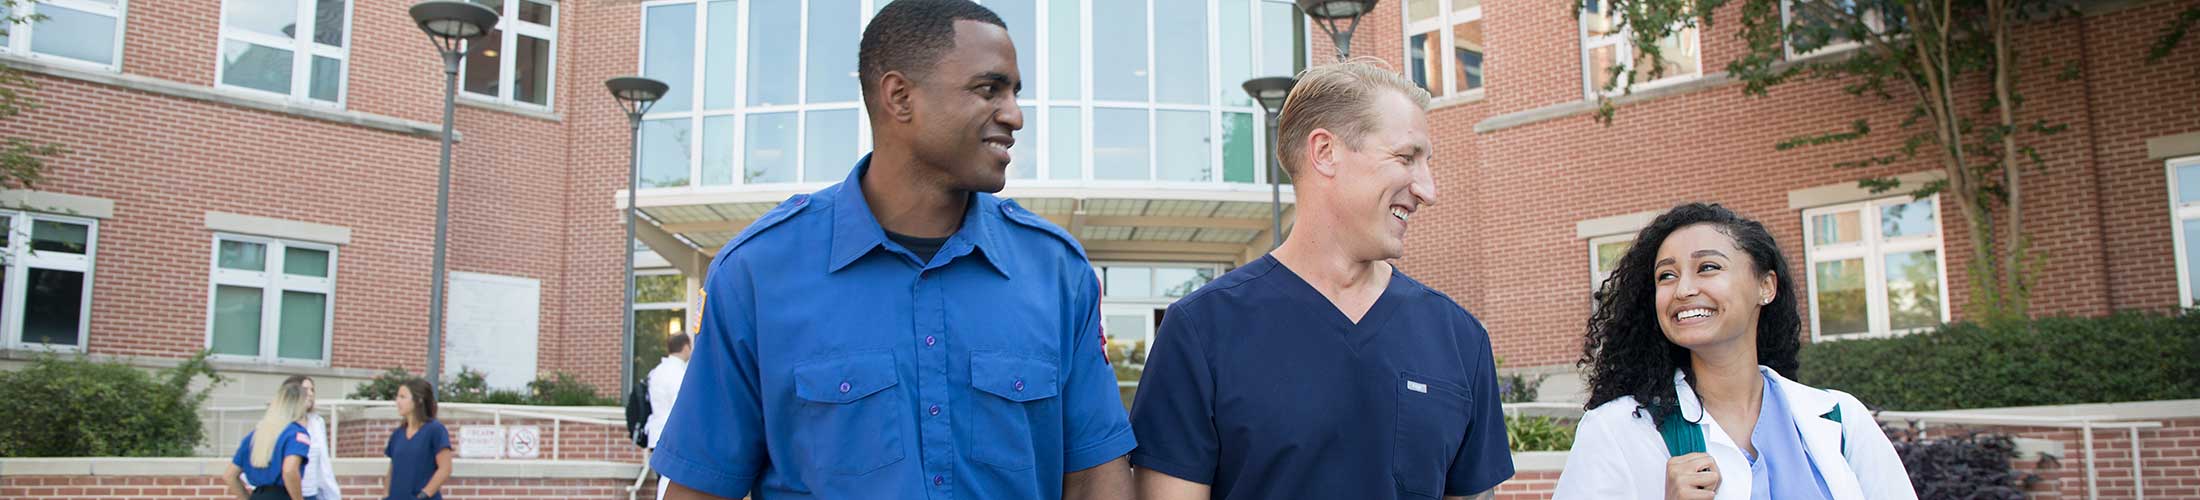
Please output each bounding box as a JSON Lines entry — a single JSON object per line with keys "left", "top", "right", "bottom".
{"left": 506, "top": 425, "right": 541, "bottom": 459}
{"left": 444, "top": 271, "right": 541, "bottom": 390}
{"left": 457, "top": 426, "right": 506, "bottom": 459}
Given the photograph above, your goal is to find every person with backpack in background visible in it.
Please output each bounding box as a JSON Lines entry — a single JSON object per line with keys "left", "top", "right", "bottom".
{"left": 646, "top": 332, "right": 692, "bottom": 499}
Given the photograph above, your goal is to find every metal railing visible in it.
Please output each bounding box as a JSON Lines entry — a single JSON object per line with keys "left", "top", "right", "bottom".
{"left": 203, "top": 399, "right": 626, "bottom": 462}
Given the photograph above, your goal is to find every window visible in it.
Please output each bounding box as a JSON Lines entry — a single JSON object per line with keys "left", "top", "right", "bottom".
{"left": 1588, "top": 233, "right": 1632, "bottom": 304}
{"left": 1403, "top": 0, "right": 1484, "bottom": 98}
{"left": 1579, "top": 0, "right": 1701, "bottom": 97}
{"left": 217, "top": 0, "right": 351, "bottom": 105}
{"left": 633, "top": 0, "right": 1300, "bottom": 188}
{"left": 461, "top": 0, "right": 556, "bottom": 108}
{"left": 1097, "top": 262, "right": 1223, "bottom": 409}
{"left": 0, "top": 0, "right": 127, "bottom": 69}
{"left": 1802, "top": 195, "right": 1948, "bottom": 339}
{"left": 207, "top": 235, "right": 335, "bottom": 364}
{"left": 0, "top": 212, "right": 95, "bottom": 351}
{"left": 1780, "top": 0, "right": 1901, "bottom": 60}
{"left": 631, "top": 271, "right": 689, "bottom": 377}
{"left": 2168, "top": 158, "right": 2200, "bottom": 308}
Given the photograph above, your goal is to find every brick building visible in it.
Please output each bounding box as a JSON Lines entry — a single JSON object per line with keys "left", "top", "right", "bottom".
{"left": 0, "top": 0, "right": 2194, "bottom": 428}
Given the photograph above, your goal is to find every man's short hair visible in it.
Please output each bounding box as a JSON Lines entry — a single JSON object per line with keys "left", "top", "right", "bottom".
{"left": 665, "top": 332, "right": 692, "bottom": 355}
{"left": 1274, "top": 60, "right": 1432, "bottom": 177}
{"left": 858, "top": 0, "right": 1007, "bottom": 100}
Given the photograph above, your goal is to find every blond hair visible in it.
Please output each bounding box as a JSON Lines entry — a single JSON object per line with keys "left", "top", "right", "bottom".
{"left": 1274, "top": 59, "right": 1432, "bottom": 178}
{"left": 250, "top": 383, "right": 311, "bottom": 468}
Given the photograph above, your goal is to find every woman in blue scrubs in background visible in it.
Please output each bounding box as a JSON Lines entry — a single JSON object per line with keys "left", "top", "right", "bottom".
{"left": 1554, "top": 203, "right": 1915, "bottom": 500}
{"left": 222, "top": 382, "right": 314, "bottom": 500}
{"left": 384, "top": 379, "right": 452, "bottom": 500}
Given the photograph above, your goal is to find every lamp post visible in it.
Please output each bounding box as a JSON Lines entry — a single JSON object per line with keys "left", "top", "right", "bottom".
{"left": 1292, "top": 0, "right": 1378, "bottom": 61}
{"left": 408, "top": 0, "right": 499, "bottom": 384}
{"left": 1242, "top": 77, "right": 1296, "bottom": 250}
{"left": 606, "top": 76, "right": 668, "bottom": 400}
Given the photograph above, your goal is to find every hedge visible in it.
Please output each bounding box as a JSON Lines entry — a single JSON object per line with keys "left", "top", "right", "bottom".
{"left": 349, "top": 367, "right": 617, "bottom": 406}
{"left": 1798, "top": 311, "right": 2200, "bottom": 411}
{"left": 0, "top": 352, "right": 224, "bottom": 457}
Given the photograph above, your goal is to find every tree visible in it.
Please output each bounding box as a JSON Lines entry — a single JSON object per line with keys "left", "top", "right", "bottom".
{"left": 1578, "top": 0, "right": 2081, "bottom": 322}
{"left": 0, "top": 0, "right": 66, "bottom": 192}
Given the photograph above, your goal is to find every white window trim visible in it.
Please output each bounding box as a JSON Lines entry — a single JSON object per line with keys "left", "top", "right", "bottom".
{"left": 204, "top": 234, "right": 337, "bottom": 366}
{"left": 1577, "top": 1, "right": 1703, "bottom": 98}
{"left": 1, "top": 0, "right": 128, "bottom": 72}
{"left": 0, "top": 211, "right": 96, "bottom": 352}
{"left": 1778, "top": 0, "right": 1892, "bottom": 61}
{"left": 459, "top": 0, "right": 559, "bottom": 109}
{"left": 1801, "top": 195, "right": 1953, "bottom": 341}
{"left": 1400, "top": 0, "right": 1486, "bottom": 100}
{"left": 2168, "top": 157, "right": 2200, "bottom": 308}
{"left": 213, "top": 0, "right": 354, "bottom": 107}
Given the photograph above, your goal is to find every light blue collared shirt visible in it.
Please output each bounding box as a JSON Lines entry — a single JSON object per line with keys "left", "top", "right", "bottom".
{"left": 1749, "top": 372, "right": 1835, "bottom": 500}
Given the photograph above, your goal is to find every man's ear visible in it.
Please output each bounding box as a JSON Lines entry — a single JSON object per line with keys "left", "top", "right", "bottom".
{"left": 877, "top": 70, "right": 917, "bottom": 123}
{"left": 1307, "top": 128, "right": 1341, "bottom": 178}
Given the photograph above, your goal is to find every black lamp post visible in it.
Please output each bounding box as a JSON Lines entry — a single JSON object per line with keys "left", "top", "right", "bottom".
{"left": 1242, "top": 76, "right": 1296, "bottom": 250}
{"left": 408, "top": 0, "right": 499, "bottom": 384}
{"left": 606, "top": 76, "right": 668, "bottom": 399}
{"left": 1294, "top": 0, "right": 1379, "bottom": 61}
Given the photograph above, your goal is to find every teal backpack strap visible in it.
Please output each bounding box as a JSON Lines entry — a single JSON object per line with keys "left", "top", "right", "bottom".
{"left": 1657, "top": 408, "right": 1706, "bottom": 457}
{"left": 1821, "top": 395, "right": 1850, "bottom": 460}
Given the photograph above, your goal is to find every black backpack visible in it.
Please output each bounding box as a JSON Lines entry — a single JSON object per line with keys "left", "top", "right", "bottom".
{"left": 625, "top": 379, "right": 652, "bottom": 448}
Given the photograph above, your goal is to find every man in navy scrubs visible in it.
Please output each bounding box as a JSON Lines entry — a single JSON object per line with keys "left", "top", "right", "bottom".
{"left": 650, "top": 1, "right": 1136, "bottom": 499}
{"left": 1129, "top": 61, "right": 1514, "bottom": 500}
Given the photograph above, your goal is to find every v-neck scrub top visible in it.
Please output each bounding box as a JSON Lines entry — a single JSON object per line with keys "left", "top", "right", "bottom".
{"left": 384, "top": 420, "right": 450, "bottom": 500}
{"left": 1128, "top": 255, "right": 1515, "bottom": 499}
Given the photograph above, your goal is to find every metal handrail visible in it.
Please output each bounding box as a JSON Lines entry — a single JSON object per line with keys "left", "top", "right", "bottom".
{"left": 205, "top": 399, "right": 634, "bottom": 462}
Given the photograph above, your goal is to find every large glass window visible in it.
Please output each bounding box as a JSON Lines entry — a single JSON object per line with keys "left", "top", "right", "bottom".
{"left": 0, "top": 213, "right": 95, "bottom": 351}
{"left": 1580, "top": 0, "right": 1700, "bottom": 97}
{"left": 633, "top": 0, "right": 1302, "bottom": 188}
{"left": 218, "top": 0, "right": 350, "bottom": 105}
{"left": 2168, "top": 158, "right": 2200, "bottom": 308}
{"left": 2, "top": 0, "right": 127, "bottom": 69}
{"left": 460, "top": 0, "right": 557, "bottom": 108}
{"left": 1802, "top": 195, "right": 1948, "bottom": 339}
{"left": 1588, "top": 233, "right": 1632, "bottom": 304}
{"left": 1096, "top": 263, "right": 1223, "bottom": 410}
{"left": 208, "top": 235, "right": 335, "bottom": 364}
{"left": 1780, "top": 0, "right": 1903, "bottom": 59}
{"left": 1404, "top": 0, "right": 1483, "bottom": 98}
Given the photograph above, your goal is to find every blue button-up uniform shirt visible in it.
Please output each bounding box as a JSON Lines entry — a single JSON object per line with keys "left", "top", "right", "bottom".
{"left": 651, "top": 155, "right": 1137, "bottom": 500}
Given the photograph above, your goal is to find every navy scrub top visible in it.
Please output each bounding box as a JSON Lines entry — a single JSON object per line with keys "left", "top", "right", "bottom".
{"left": 384, "top": 420, "right": 451, "bottom": 500}
{"left": 1129, "top": 255, "right": 1516, "bottom": 499}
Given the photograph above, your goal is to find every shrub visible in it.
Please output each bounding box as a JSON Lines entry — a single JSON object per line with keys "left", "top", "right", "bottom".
{"left": 1799, "top": 311, "right": 2200, "bottom": 410}
{"left": 1494, "top": 356, "right": 1548, "bottom": 404}
{"left": 1889, "top": 428, "right": 2055, "bottom": 499}
{"left": 1505, "top": 415, "right": 1575, "bottom": 452}
{"left": 348, "top": 367, "right": 614, "bottom": 406}
{"left": 0, "top": 351, "right": 225, "bottom": 457}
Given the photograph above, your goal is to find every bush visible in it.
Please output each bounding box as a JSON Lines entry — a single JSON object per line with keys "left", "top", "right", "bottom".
{"left": 1505, "top": 415, "right": 1574, "bottom": 452}
{"left": 0, "top": 351, "right": 225, "bottom": 457}
{"left": 1493, "top": 356, "right": 1548, "bottom": 404}
{"left": 1889, "top": 428, "right": 2055, "bottom": 499}
{"left": 1798, "top": 311, "right": 2200, "bottom": 410}
{"left": 348, "top": 367, "right": 615, "bottom": 406}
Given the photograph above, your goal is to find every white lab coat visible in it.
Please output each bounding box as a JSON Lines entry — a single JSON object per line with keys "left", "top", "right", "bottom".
{"left": 1552, "top": 366, "right": 1916, "bottom": 500}
{"left": 302, "top": 413, "right": 341, "bottom": 500}
{"left": 647, "top": 355, "right": 688, "bottom": 500}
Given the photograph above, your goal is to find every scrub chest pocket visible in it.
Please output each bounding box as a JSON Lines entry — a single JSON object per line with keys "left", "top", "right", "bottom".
{"left": 1392, "top": 372, "right": 1472, "bottom": 498}
{"left": 792, "top": 352, "right": 906, "bottom": 476}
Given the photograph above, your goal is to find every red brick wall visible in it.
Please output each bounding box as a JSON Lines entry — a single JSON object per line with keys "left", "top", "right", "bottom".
{"left": 1965, "top": 417, "right": 2200, "bottom": 500}
{"left": 331, "top": 418, "right": 645, "bottom": 464}
{"left": 554, "top": 0, "right": 650, "bottom": 392}
{"left": 1492, "top": 469, "right": 1562, "bottom": 500}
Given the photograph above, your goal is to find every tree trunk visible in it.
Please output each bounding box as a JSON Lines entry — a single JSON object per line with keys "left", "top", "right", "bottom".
{"left": 1989, "top": 0, "right": 2027, "bottom": 320}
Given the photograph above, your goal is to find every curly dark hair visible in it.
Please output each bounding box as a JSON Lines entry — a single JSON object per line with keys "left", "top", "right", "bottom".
{"left": 1579, "top": 203, "right": 1803, "bottom": 421}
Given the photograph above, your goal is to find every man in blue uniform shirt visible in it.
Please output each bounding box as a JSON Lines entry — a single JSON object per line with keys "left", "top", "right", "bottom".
{"left": 650, "top": 1, "right": 1136, "bottom": 499}
{"left": 1129, "top": 62, "right": 1515, "bottom": 500}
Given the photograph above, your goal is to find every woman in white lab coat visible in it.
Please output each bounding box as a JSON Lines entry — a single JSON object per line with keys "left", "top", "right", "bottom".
{"left": 1554, "top": 203, "right": 1915, "bottom": 500}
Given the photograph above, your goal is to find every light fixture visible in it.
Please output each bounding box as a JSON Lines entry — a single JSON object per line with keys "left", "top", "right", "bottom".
{"left": 1294, "top": 0, "right": 1380, "bottom": 61}
{"left": 408, "top": 0, "right": 500, "bottom": 384}
{"left": 606, "top": 75, "right": 670, "bottom": 399}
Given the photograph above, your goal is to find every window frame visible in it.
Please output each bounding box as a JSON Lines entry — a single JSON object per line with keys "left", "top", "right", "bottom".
{"left": 0, "top": 0, "right": 129, "bottom": 71}
{"left": 1800, "top": 194, "right": 1952, "bottom": 341}
{"left": 203, "top": 233, "right": 338, "bottom": 366}
{"left": 1778, "top": 0, "right": 1893, "bottom": 60}
{"left": 1576, "top": 0, "right": 1703, "bottom": 98}
{"left": 459, "top": 0, "right": 559, "bottom": 109}
{"left": 0, "top": 211, "right": 97, "bottom": 352}
{"left": 1400, "top": 0, "right": 1486, "bottom": 101}
{"left": 2168, "top": 157, "right": 2200, "bottom": 308}
{"left": 1587, "top": 232, "right": 1633, "bottom": 306}
{"left": 213, "top": 0, "right": 354, "bottom": 107}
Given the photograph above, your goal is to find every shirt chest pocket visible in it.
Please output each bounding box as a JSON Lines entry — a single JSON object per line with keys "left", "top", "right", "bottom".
{"left": 792, "top": 353, "right": 907, "bottom": 476}
{"left": 1393, "top": 372, "right": 1472, "bottom": 499}
{"left": 965, "top": 351, "right": 1061, "bottom": 471}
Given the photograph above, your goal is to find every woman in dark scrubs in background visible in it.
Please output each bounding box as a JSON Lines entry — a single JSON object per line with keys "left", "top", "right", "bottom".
{"left": 384, "top": 379, "right": 453, "bottom": 500}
